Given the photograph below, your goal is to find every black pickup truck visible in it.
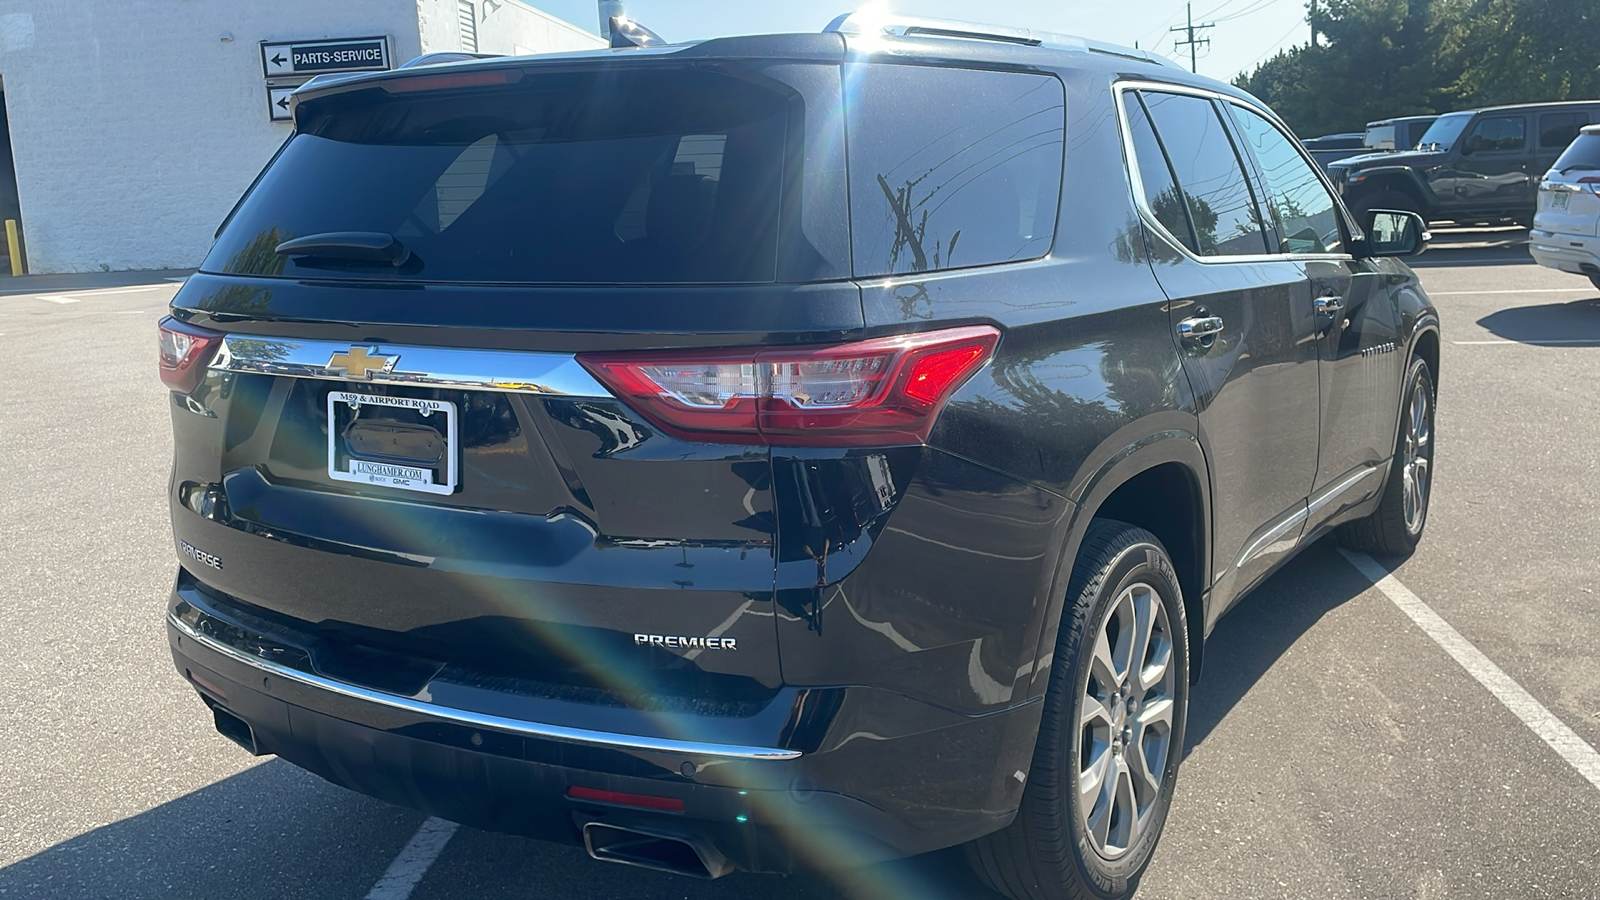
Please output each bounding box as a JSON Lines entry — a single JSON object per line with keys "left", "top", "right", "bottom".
{"left": 1329, "top": 100, "right": 1600, "bottom": 225}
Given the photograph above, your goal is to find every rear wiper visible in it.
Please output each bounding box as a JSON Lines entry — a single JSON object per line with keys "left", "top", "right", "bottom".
{"left": 275, "top": 232, "right": 412, "bottom": 266}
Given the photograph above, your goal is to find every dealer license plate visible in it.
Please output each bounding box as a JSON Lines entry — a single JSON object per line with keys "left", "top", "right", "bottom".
{"left": 1552, "top": 191, "right": 1570, "bottom": 211}
{"left": 326, "top": 391, "right": 458, "bottom": 495}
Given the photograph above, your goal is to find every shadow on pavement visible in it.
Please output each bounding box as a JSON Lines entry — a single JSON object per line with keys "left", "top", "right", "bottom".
{"left": 1476, "top": 296, "right": 1600, "bottom": 345}
{"left": 1183, "top": 538, "right": 1379, "bottom": 755}
{"left": 411, "top": 827, "right": 998, "bottom": 900}
{"left": 0, "top": 268, "right": 192, "bottom": 297}
{"left": 0, "top": 757, "right": 998, "bottom": 900}
{"left": 0, "top": 760, "right": 422, "bottom": 900}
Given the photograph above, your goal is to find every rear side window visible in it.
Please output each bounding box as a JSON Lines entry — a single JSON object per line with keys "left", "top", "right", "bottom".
{"left": 1136, "top": 91, "right": 1269, "bottom": 257}
{"left": 1539, "top": 111, "right": 1590, "bottom": 149}
{"left": 846, "top": 65, "right": 1064, "bottom": 278}
{"left": 1124, "top": 95, "right": 1197, "bottom": 255}
{"left": 1467, "top": 115, "right": 1526, "bottom": 152}
{"left": 205, "top": 68, "right": 793, "bottom": 284}
{"left": 1552, "top": 132, "right": 1600, "bottom": 171}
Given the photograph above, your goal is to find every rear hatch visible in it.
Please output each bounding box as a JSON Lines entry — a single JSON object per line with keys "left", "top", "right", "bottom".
{"left": 1536, "top": 129, "right": 1600, "bottom": 237}
{"left": 167, "top": 44, "right": 859, "bottom": 710}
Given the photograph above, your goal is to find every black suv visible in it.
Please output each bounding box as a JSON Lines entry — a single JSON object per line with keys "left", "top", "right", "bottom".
{"left": 160, "top": 15, "right": 1438, "bottom": 899}
{"left": 1331, "top": 100, "right": 1600, "bottom": 225}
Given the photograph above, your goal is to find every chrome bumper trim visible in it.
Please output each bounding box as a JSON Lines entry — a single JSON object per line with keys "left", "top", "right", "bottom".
{"left": 169, "top": 613, "right": 801, "bottom": 761}
{"left": 209, "top": 336, "right": 611, "bottom": 397}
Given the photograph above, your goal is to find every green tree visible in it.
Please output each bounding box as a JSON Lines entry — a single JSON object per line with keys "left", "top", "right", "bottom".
{"left": 1233, "top": 0, "right": 1600, "bottom": 139}
{"left": 1441, "top": 0, "right": 1600, "bottom": 105}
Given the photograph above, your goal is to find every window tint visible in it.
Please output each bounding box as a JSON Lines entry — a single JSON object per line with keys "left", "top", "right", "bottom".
{"left": 205, "top": 68, "right": 792, "bottom": 284}
{"left": 1138, "top": 91, "right": 1269, "bottom": 257}
{"left": 1229, "top": 105, "right": 1344, "bottom": 254}
{"left": 1552, "top": 132, "right": 1600, "bottom": 171}
{"left": 846, "top": 65, "right": 1064, "bottom": 277}
{"left": 1539, "top": 112, "right": 1590, "bottom": 149}
{"left": 1125, "top": 94, "right": 1198, "bottom": 254}
{"left": 1468, "top": 115, "right": 1526, "bottom": 152}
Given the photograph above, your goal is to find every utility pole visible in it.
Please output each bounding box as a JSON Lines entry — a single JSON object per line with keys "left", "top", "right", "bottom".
{"left": 1170, "top": 3, "right": 1214, "bottom": 74}
{"left": 1309, "top": 0, "right": 1317, "bottom": 46}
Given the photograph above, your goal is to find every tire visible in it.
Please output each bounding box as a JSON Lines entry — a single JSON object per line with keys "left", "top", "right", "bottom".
{"left": 1351, "top": 189, "right": 1421, "bottom": 225}
{"left": 967, "top": 520, "right": 1190, "bottom": 900}
{"left": 1337, "top": 355, "right": 1436, "bottom": 556}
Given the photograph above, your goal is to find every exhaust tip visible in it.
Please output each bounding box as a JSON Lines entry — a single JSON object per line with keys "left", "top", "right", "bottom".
{"left": 211, "top": 705, "right": 264, "bottom": 756}
{"left": 582, "top": 822, "right": 731, "bottom": 879}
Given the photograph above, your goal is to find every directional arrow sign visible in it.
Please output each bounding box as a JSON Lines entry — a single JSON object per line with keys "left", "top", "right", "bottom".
{"left": 267, "top": 86, "right": 297, "bottom": 122}
{"left": 261, "top": 36, "right": 391, "bottom": 78}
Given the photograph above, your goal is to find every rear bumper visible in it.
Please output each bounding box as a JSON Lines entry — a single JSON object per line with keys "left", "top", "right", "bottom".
{"left": 1528, "top": 229, "right": 1600, "bottom": 275}
{"left": 168, "top": 582, "right": 1037, "bottom": 874}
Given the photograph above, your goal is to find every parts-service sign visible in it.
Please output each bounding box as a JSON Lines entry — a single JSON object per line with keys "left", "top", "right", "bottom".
{"left": 261, "top": 37, "right": 392, "bottom": 78}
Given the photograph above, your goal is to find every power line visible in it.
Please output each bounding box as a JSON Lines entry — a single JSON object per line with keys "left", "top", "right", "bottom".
{"left": 1170, "top": 3, "right": 1215, "bottom": 74}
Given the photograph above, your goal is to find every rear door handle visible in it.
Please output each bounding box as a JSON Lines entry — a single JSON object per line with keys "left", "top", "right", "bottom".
{"left": 1315, "top": 295, "right": 1344, "bottom": 313}
{"left": 1177, "top": 315, "right": 1224, "bottom": 340}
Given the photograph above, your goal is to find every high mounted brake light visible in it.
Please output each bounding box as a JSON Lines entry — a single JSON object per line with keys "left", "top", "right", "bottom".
{"left": 382, "top": 69, "right": 521, "bottom": 93}
{"left": 578, "top": 326, "right": 1001, "bottom": 447}
{"left": 158, "top": 317, "right": 225, "bottom": 394}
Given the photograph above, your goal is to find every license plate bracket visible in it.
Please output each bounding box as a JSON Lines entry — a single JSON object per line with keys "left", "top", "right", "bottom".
{"left": 327, "top": 391, "right": 458, "bottom": 495}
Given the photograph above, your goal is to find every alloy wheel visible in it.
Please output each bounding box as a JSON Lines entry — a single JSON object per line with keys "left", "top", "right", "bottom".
{"left": 1077, "top": 582, "right": 1176, "bottom": 860}
{"left": 1401, "top": 378, "right": 1432, "bottom": 534}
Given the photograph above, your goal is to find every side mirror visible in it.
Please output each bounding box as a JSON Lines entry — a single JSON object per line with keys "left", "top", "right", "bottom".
{"left": 1362, "top": 210, "right": 1429, "bottom": 258}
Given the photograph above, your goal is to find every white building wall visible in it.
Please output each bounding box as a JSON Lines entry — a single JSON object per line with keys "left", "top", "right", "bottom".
{"left": 0, "top": 0, "right": 600, "bottom": 274}
{"left": 417, "top": 0, "right": 603, "bottom": 56}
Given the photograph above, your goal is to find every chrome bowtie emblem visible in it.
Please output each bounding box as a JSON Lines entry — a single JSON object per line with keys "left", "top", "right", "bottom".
{"left": 326, "top": 346, "right": 398, "bottom": 380}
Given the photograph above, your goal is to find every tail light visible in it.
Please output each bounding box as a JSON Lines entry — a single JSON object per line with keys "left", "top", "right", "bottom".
{"left": 158, "top": 317, "right": 225, "bottom": 393}
{"left": 578, "top": 325, "right": 1000, "bottom": 447}
{"left": 1580, "top": 176, "right": 1600, "bottom": 195}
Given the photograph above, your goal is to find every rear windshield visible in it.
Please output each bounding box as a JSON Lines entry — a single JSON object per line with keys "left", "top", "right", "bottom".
{"left": 205, "top": 68, "right": 792, "bottom": 284}
{"left": 1363, "top": 125, "right": 1395, "bottom": 150}
{"left": 1553, "top": 132, "right": 1600, "bottom": 172}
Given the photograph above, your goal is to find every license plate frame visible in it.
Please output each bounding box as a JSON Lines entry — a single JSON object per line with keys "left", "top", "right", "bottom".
{"left": 1552, "top": 190, "right": 1570, "bottom": 211}
{"left": 326, "top": 390, "right": 458, "bottom": 495}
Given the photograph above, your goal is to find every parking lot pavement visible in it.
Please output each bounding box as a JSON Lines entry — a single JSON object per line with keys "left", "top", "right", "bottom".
{"left": 2, "top": 245, "right": 1597, "bottom": 899}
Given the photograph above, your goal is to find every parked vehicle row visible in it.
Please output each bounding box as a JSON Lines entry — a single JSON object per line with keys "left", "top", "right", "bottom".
{"left": 1326, "top": 100, "right": 1599, "bottom": 226}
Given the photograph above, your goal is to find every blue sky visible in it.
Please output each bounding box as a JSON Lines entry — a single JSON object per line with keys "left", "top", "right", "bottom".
{"left": 533, "top": 0, "right": 1312, "bottom": 81}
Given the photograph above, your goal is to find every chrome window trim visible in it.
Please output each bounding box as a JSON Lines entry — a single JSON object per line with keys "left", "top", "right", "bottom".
{"left": 1113, "top": 80, "right": 1357, "bottom": 266}
{"left": 209, "top": 335, "right": 611, "bottom": 398}
{"left": 170, "top": 613, "right": 802, "bottom": 761}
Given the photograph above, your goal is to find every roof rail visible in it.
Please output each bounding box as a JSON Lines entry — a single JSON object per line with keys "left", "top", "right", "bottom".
{"left": 823, "top": 12, "right": 1178, "bottom": 68}
{"left": 399, "top": 51, "right": 504, "bottom": 68}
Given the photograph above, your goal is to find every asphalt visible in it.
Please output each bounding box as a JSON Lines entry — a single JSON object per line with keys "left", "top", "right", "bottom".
{"left": 1, "top": 239, "right": 1597, "bottom": 899}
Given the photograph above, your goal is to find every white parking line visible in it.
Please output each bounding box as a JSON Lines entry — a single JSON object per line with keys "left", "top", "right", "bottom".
{"left": 1339, "top": 548, "right": 1600, "bottom": 793}
{"left": 365, "top": 817, "right": 460, "bottom": 900}
{"left": 40, "top": 295, "right": 80, "bottom": 304}
{"left": 1452, "top": 339, "right": 1600, "bottom": 346}
{"left": 1429, "top": 288, "right": 1593, "bottom": 296}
